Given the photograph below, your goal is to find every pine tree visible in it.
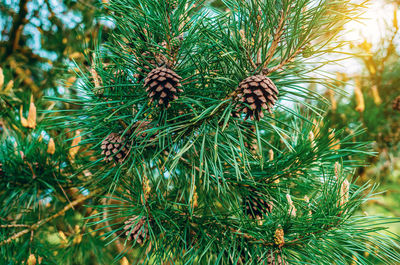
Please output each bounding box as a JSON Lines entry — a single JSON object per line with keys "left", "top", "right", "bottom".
{"left": 323, "top": 1, "right": 400, "bottom": 231}
{"left": 2, "top": 0, "right": 400, "bottom": 264}
{"left": 0, "top": 1, "right": 118, "bottom": 264}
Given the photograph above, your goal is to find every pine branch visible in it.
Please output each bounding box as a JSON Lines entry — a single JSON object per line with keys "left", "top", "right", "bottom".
{"left": 263, "top": 6, "right": 288, "bottom": 69}
{"left": 0, "top": 193, "right": 93, "bottom": 246}
{"left": 3, "top": 0, "right": 30, "bottom": 58}
{"left": 266, "top": 46, "right": 304, "bottom": 74}
{"left": 0, "top": 224, "right": 30, "bottom": 228}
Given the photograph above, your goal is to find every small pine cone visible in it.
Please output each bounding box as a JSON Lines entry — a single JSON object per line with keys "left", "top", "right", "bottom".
{"left": 392, "top": 96, "right": 400, "bottom": 111}
{"left": 124, "top": 216, "right": 149, "bottom": 245}
{"left": 267, "top": 252, "right": 288, "bottom": 265}
{"left": 100, "top": 133, "right": 130, "bottom": 164}
{"left": 168, "top": 35, "right": 184, "bottom": 55}
{"left": 144, "top": 67, "right": 183, "bottom": 108}
{"left": 243, "top": 192, "right": 273, "bottom": 220}
{"left": 234, "top": 75, "right": 279, "bottom": 121}
{"left": 134, "top": 52, "right": 157, "bottom": 82}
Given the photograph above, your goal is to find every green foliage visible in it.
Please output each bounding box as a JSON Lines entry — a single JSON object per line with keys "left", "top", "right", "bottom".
{"left": 0, "top": 1, "right": 116, "bottom": 264}
{"left": 1, "top": 0, "right": 400, "bottom": 264}
{"left": 44, "top": 0, "right": 400, "bottom": 264}
{"left": 321, "top": 2, "right": 400, "bottom": 241}
{"left": 0, "top": 0, "right": 103, "bottom": 98}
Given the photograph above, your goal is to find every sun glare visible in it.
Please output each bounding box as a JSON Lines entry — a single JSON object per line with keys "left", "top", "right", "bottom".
{"left": 343, "top": 1, "right": 398, "bottom": 47}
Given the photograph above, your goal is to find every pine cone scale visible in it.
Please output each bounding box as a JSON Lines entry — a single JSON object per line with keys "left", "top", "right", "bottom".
{"left": 124, "top": 216, "right": 149, "bottom": 245}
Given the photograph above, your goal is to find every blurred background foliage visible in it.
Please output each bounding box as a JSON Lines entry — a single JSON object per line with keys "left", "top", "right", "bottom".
{"left": 0, "top": 0, "right": 400, "bottom": 264}
{"left": 321, "top": 0, "right": 400, "bottom": 234}
{"left": 0, "top": 0, "right": 115, "bottom": 264}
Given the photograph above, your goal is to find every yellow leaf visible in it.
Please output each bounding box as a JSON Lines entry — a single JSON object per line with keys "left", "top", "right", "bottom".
{"left": 371, "top": 85, "right": 382, "bottom": 105}
{"left": 340, "top": 179, "right": 350, "bottom": 206}
{"left": 72, "top": 225, "right": 82, "bottom": 244}
{"left": 69, "top": 52, "right": 82, "bottom": 60}
{"left": 69, "top": 130, "right": 81, "bottom": 160}
{"left": 120, "top": 257, "right": 129, "bottom": 265}
{"left": 354, "top": 79, "right": 365, "bottom": 112}
{"left": 65, "top": 76, "right": 76, "bottom": 88}
{"left": 4, "top": 80, "right": 13, "bottom": 93}
{"left": 73, "top": 234, "right": 82, "bottom": 244}
{"left": 20, "top": 105, "right": 29, "bottom": 127}
{"left": 274, "top": 227, "right": 285, "bottom": 247}
{"left": 0, "top": 67, "right": 3, "bottom": 89}
{"left": 360, "top": 40, "right": 372, "bottom": 53}
{"left": 190, "top": 185, "right": 198, "bottom": 209}
{"left": 27, "top": 95, "right": 37, "bottom": 129}
{"left": 27, "top": 254, "right": 36, "bottom": 265}
{"left": 47, "top": 138, "right": 56, "bottom": 155}
{"left": 58, "top": 230, "right": 68, "bottom": 244}
{"left": 367, "top": 63, "right": 376, "bottom": 75}
{"left": 269, "top": 149, "right": 274, "bottom": 161}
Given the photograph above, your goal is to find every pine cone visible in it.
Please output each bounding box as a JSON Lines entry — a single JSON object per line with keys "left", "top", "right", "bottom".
{"left": 162, "top": 35, "right": 184, "bottom": 55}
{"left": 144, "top": 67, "right": 183, "bottom": 108}
{"left": 124, "top": 216, "right": 149, "bottom": 245}
{"left": 100, "top": 133, "right": 130, "bottom": 164}
{"left": 392, "top": 95, "right": 400, "bottom": 111}
{"left": 134, "top": 51, "right": 157, "bottom": 82}
{"left": 243, "top": 192, "right": 273, "bottom": 220}
{"left": 267, "top": 252, "right": 288, "bottom": 265}
{"left": 234, "top": 75, "right": 279, "bottom": 121}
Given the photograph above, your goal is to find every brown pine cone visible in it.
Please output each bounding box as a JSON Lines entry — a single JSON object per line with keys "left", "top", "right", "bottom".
{"left": 392, "top": 95, "right": 400, "bottom": 111}
{"left": 234, "top": 75, "right": 279, "bottom": 121}
{"left": 100, "top": 133, "right": 130, "bottom": 164}
{"left": 144, "top": 67, "right": 183, "bottom": 108}
{"left": 243, "top": 191, "right": 274, "bottom": 220}
{"left": 124, "top": 216, "right": 149, "bottom": 245}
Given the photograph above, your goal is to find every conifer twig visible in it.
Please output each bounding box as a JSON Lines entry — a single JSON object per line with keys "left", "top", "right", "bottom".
{"left": 0, "top": 194, "right": 93, "bottom": 246}
{"left": 266, "top": 46, "right": 304, "bottom": 74}
{"left": 4, "top": 0, "right": 29, "bottom": 57}
{"left": 263, "top": 8, "right": 287, "bottom": 69}
{"left": 0, "top": 224, "right": 30, "bottom": 228}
